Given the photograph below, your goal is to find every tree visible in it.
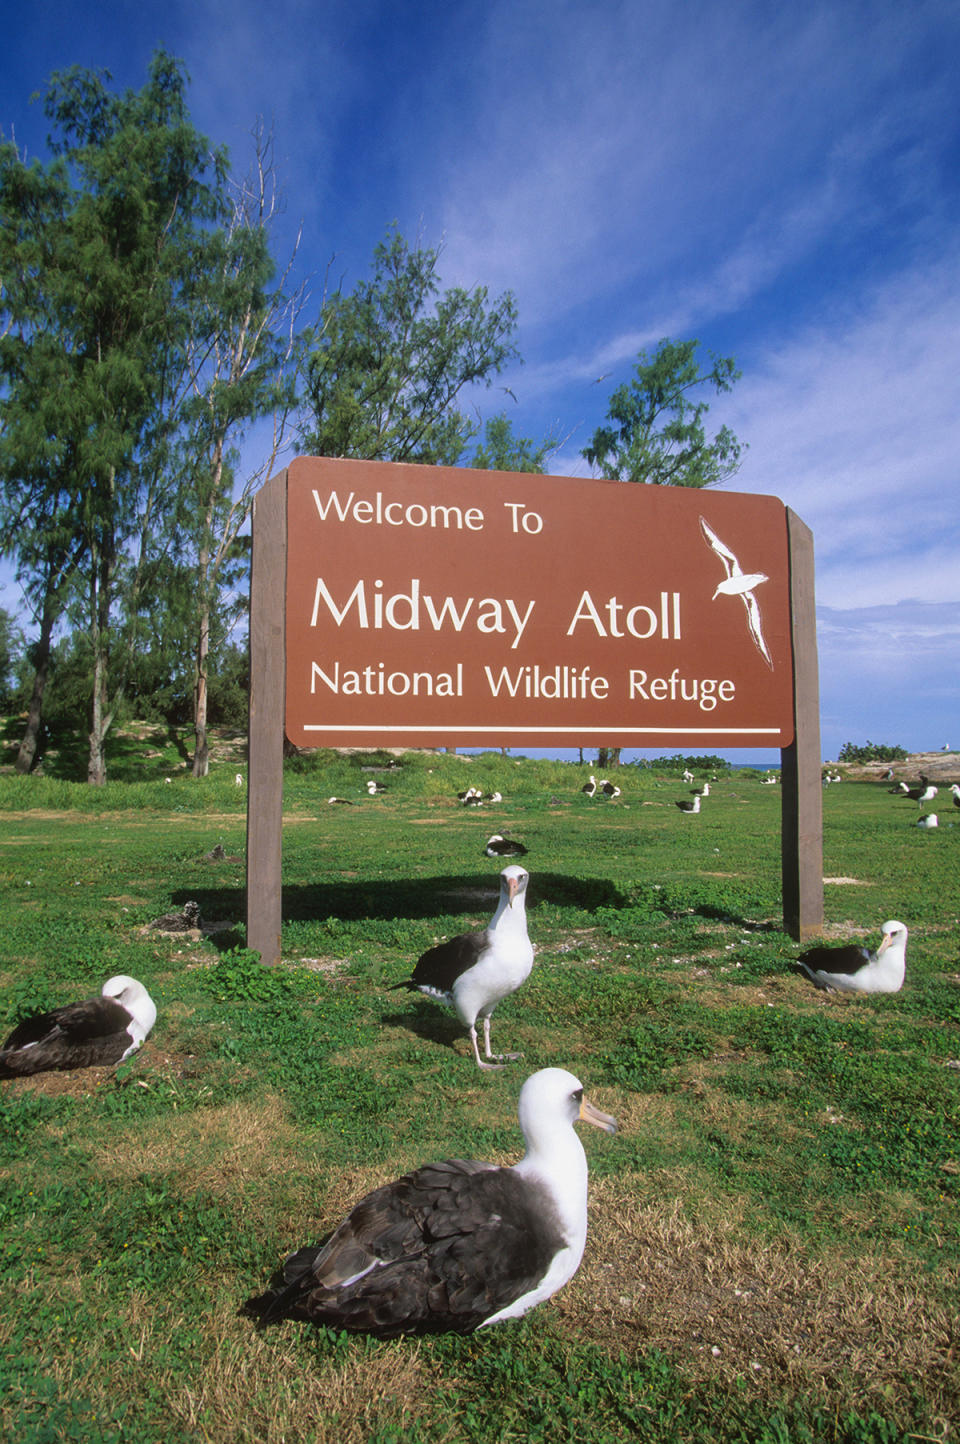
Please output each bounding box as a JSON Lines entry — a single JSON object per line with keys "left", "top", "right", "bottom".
{"left": 0, "top": 52, "right": 226, "bottom": 783}
{"left": 583, "top": 338, "right": 747, "bottom": 769}
{"left": 0, "top": 606, "right": 22, "bottom": 709}
{"left": 468, "top": 413, "right": 556, "bottom": 473}
{"left": 298, "top": 228, "right": 519, "bottom": 465}
{"left": 176, "top": 122, "right": 305, "bottom": 776}
{"left": 583, "top": 338, "right": 745, "bottom": 488}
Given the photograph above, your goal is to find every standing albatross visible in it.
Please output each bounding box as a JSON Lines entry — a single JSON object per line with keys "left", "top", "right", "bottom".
{"left": 0, "top": 975, "right": 157, "bottom": 1077}
{"left": 391, "top": 865, "right": 534, "bottom": 1069}
{"left": 794, "top": 921, "right": 908, "bottom": 993}
{"left": 245, "top": 1067, "right": 617, "bottom": 1337}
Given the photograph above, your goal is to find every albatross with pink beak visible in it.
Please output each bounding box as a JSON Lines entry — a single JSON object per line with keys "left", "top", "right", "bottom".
{"left": 391, "top": 865, "right": 534, "bottom": 1068}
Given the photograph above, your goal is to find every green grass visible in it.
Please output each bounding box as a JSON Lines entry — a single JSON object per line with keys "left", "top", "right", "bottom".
{"left": 0, "top": 736, "right": 957, "bottom": 1441}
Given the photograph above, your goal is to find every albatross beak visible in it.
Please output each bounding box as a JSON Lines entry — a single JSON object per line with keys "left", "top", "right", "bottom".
{"left": 506, "top": 875, "right": 521, "bottom": 906}
{"left": 579, "top": 1096, "right": 618, "bottom": 1134}
{"left": 875, "top": 932, "right": 892, "bottom": 956}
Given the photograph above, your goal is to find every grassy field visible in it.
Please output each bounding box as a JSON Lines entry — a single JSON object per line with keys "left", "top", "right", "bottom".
{"left": 0, "top": 730, "right": 957, "bottom": 1442}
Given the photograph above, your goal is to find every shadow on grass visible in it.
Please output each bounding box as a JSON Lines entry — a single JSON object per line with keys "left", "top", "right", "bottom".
{"left": 171, "top": 870, "right": 629, "bottom": 950}
{"left": 380, "top": 1001, "right": 465, "bottom": 1050}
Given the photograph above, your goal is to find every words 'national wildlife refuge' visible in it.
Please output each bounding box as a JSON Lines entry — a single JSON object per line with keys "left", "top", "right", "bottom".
{"left": 283, "top": 456, "right": 796, "bottom": 748}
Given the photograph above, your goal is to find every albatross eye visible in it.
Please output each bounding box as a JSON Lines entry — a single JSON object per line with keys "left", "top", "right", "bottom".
{"left": 572, "top": 1088, "right": 583, "bottom": 1104}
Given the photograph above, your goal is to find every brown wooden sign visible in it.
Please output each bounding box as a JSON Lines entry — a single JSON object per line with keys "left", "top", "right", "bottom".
{"left": 246, "top": 458, "right": 823, "bottom": 963}
{"left": 284, "top": 455, "right": 795, "bottom": 749}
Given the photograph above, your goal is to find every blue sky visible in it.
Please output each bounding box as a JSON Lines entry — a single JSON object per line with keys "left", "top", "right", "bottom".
{"left": 2, "top": 0, "right": 958, "bottom": 762}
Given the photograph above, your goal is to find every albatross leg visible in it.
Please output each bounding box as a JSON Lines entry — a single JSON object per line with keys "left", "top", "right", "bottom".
{"left": 482, "top": 1015, "right": 522, "bottom": 1064}
{"left": 468, "top": 1024, "right": 505, "bottom": 1070}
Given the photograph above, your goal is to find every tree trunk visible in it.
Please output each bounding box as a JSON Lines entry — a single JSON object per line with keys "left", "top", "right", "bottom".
{"left": 86, "top": 518, "right": 115, "bottom": 787}
{"left": 191, "top": 447, "right": 220, "bottom": 779}
{"left": 192, "top": 597, "right": 210, "bottom": 777}
{"left": 597, "top": 746, "right": 622, "bottom": 768}
{"left": 87, "top": 649, "right": 108, "bottom": 786}
{"left": 15, "top": 604, "right": 56, "bottom": 773}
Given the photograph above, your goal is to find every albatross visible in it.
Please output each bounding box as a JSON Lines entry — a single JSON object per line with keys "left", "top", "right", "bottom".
{"left": 484, "top": 834, "right": 528, "bottom": 858}
{"left": 391, "top": 865, "right": 534, "bottom": 1069}
{"left": 244, "top": 1067, "right": 617, "bottom": 1337}
{"left": 794, "top": 921, "right": 908, "bottom": 993}
{"left": 0, "top": 975, "right": 157, "bottom": 1077}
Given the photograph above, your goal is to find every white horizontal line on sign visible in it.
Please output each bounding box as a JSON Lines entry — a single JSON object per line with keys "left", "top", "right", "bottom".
{"left": 300, "top": 725, "right": 783, "bottom": 736}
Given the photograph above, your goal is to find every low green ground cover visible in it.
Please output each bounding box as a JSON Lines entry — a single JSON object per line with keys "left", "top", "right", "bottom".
{"left": 0, "top": 736, "right": 957, "bottom": 1441}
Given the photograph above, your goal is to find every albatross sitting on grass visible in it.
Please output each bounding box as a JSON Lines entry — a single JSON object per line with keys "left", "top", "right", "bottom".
{"left": 794, "top": 921, "right": 908, "bottom": 994}
{"left": 391, "top": 865, "right": 534, "bottom": 1069}
{"left": 244, "top": 1067, "right": 617, "bottom": 1337}
{"left": 0, "top": 976, "right": 157, "bottom": 1077}
{"left": 675, "top": 795, "right": 701, "bottom": 814}
{"left": 484, "top": 834, "right": 528, "bottom": 858}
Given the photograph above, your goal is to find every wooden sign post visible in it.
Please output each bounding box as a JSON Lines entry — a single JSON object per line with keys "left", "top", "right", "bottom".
{"left": 247, "top": 458, "right": 822, "bottom": 964}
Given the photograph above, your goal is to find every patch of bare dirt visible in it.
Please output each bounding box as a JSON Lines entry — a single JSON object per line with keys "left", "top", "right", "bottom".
{"left": 567, "top": 1181, "right": 959, "bottom": 1426}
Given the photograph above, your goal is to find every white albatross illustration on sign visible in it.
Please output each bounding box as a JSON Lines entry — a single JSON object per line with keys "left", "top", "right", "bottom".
{"left": 699, "top": 516, "right": 774, "bottom": 669}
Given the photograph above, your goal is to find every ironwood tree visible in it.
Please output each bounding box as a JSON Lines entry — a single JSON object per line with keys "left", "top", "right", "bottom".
{"left": 583, "top": 337, "right": 744, "bottom": 488}
{"left": 469, "top": 413, "right": 556, "bottom": 473}
{"left": 175, "top": 122, "right": 305, "bottom": 777}
{"left": 0, "top": 51, "right": 225, "bottom": 783}
{"left": 583, "top": 337, "right": 746, "bottom": 768}
{"left": 298, "top": 228, "right": 520, "bottom": 465}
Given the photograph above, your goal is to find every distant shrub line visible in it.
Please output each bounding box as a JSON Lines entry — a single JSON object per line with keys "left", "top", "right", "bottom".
{"left": 838, "top": 740, "right": 908, "bottom": 763}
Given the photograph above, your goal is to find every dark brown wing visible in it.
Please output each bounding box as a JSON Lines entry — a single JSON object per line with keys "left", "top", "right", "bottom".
{"left": 392, "top": 931, "right": 489, "bottom": 997}
{"left": 0, "top": 997, "right": 133, "bottom": 1076}
{"left": 247, "top": 1159, "right": 564, "bottom": 1337}
{"left": 796, "top": 943, "right": 872, "bottom": 976}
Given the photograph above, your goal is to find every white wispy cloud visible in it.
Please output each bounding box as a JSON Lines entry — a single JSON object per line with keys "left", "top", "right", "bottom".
{"left": 727, "top": 247, "right": 960, "bottom": 609}
{"left": 432, "top": 1, "right": 957, "bottom": 325}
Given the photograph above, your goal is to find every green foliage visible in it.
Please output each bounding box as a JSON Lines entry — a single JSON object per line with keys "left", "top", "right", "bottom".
{"left": 199, "top": 946, "right": 317, "bottom": 1003}
{"left": 837, "top": 740, "right": 908, "bottom": 763}
{"left": 299, "top": 227, "right": 519, "bottom": 465}
{"left": 583, "top": 337, "right": 745, "bottom": 487}
{"left": 0, "top": 50, "right": 228, "bottom": 784}
{"left": 634, "top": 753, "right": 730, "bottom": 773}
{"left": 468, "top": 412, "right": 556, "bottom": 472}
{"left": 0, "top": 608, "right": 23, "bottom": 709}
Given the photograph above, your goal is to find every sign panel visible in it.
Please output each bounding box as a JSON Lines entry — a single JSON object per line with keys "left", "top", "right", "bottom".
{"left": 284, "top": 456, "right": 795, "bottom": 749}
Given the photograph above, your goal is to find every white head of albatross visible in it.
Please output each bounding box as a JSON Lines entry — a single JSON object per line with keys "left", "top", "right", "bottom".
{"left": 0, "top": 975, "right": 157, "bottom": 1077}
{"left": 245, "top": 1067, "right": 617, "bottom": 1337}
{"left": 794, "top": 921, "right": 908, "bottom": 994}
{"left": 390, "top": 865, "right": 534, "bottom": 1069}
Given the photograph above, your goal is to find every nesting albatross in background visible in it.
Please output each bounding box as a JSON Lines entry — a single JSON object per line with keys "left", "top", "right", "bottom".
{"left": 244, "top": 1067, "right": 617, "bottom": 1337}
{"left": 0, "top": 975, "right": 157, "bottom": 1077}
{"left": 484, "top": 834, "right": 528, "bottom": 858}
{"left": 675, "top": 795, "right": 701, "bottom": 814}
{"left": 794, "top": 921, "right": 908, "bottom": 994}
{"left": 391, "top": 865, "right": 534, "bottom": 1069}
